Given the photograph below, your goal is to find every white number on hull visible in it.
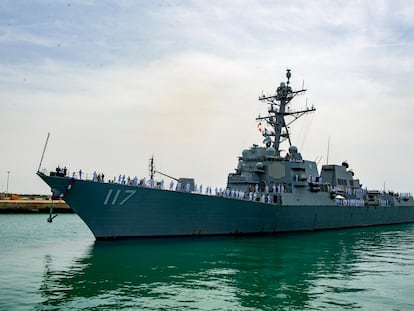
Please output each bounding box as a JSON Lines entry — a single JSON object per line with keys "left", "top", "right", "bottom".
{"left": 103, "top": 189, "right": 136, "bottom": 206}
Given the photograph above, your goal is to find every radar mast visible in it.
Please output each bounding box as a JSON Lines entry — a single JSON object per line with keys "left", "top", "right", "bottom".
{"left": 257, "top": 69, "right": 316, "bottom": 152}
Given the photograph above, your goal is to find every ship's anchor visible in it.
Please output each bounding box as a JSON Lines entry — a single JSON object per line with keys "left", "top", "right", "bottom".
{"left": 47, "top": 179, "right": 74, "bottom": 223}
{"left": 47, "top": 195, "right": 58, "bottom": 223}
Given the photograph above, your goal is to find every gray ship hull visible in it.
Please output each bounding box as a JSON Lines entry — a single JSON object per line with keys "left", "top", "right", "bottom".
{"left": 38, "top": 173, "right": 414, "bottom": 239}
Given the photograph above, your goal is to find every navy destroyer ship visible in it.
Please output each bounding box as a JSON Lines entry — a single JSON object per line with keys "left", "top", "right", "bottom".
{"left": 37, "top": 70, "right": 414, "bottom": 239}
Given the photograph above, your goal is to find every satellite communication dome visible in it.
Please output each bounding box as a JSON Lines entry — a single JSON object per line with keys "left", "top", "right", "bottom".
{"left": 263, "top": 137, "right": 271, "bottom": 145}
{"left": 266, "top": 147, "right": 276, "bottom": 158}
{"left": 289, "top": 145, "right": 298, "bottom": 154}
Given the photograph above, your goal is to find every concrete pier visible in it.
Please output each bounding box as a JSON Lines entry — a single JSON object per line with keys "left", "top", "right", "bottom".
{"left": 0, "top": 199, "right": 72, "bottom": 213}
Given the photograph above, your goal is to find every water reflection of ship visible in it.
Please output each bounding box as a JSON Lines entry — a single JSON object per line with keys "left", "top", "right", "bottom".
{"left": 38, "top": 224, "right": 414, "bottom": 309}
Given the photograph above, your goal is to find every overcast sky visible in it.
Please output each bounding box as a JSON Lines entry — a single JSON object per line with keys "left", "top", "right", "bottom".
{"left": 1, "top": 0, "right": 414, "bottom": 194}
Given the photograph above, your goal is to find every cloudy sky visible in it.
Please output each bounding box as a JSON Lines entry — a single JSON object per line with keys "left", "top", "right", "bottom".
{"left": 1, "top": 0, "right": 413, "bottom": 194}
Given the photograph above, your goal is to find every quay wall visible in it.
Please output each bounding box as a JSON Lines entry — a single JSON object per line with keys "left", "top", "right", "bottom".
{"left": 0, "top": 199, "right": 72, "bottom": 213}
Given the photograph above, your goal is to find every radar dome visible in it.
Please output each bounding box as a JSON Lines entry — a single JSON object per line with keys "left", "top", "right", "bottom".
{"left": 266, "top": 147, "right": 276, "bottom": 158}
{"left": 289, "top": 145, "right": 298, "bottom": 154}
{"left": 263, "top": 137, "right": 271, "bottom": 145}
{"left": 256, "top": 162, "right": 264, "bottom": 170}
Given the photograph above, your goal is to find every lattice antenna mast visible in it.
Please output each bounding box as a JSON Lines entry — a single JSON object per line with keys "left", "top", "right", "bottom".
{"left": 257, "top": 69, "right": 316, "bottom": 152}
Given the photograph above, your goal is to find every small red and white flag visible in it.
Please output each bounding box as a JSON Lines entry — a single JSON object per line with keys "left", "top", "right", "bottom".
{"left": 257, "top": 122, "right": 263, "bottom": 133}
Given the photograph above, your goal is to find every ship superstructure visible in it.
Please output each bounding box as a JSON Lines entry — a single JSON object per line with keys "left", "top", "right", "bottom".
{"left": 226, "top": 71, "right": 365, "bottom": 203}
{"left": 227, "top": 69, "right": 318, "bottom": 195}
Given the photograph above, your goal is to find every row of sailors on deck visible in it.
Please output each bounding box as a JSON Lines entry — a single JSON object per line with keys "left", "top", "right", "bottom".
{"left": 81, "top": 170, "right": 288, "bottom": 196}
{"left": 62, "top": 168, "right": 413, "bottom": 200}
{"left": 333, "top": 186, "right": 413, "bottom": 199}
{"left": 335, "top": 199, "right": 366, "bottom": 206}
{"left": 94, "top": 173, "right": 280, "bottom": 202}
{"left": 336, "top": 198, "right": 390, "bottom": 207}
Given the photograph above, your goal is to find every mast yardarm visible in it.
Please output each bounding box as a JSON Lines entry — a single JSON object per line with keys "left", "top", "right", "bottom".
{"left": 257, "top": 69, "right": 316, "bottom": 152}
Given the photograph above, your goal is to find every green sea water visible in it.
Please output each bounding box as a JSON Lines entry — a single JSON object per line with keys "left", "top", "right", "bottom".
{"left": 0, "top": 214, "right": 413, "bottom": 310}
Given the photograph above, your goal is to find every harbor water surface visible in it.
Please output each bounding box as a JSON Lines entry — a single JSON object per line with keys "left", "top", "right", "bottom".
{"left": 1, "top": 214, "right": 413, "bottom": 310}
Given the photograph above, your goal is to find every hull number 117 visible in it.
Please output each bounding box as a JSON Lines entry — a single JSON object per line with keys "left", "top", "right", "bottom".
{"left": 103, "top": 189, "right": 136, "bottom": 206}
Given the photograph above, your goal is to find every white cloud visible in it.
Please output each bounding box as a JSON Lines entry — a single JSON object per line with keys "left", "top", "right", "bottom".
{"left": 1, "top": 0, "right": 414, "bottom": 194}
